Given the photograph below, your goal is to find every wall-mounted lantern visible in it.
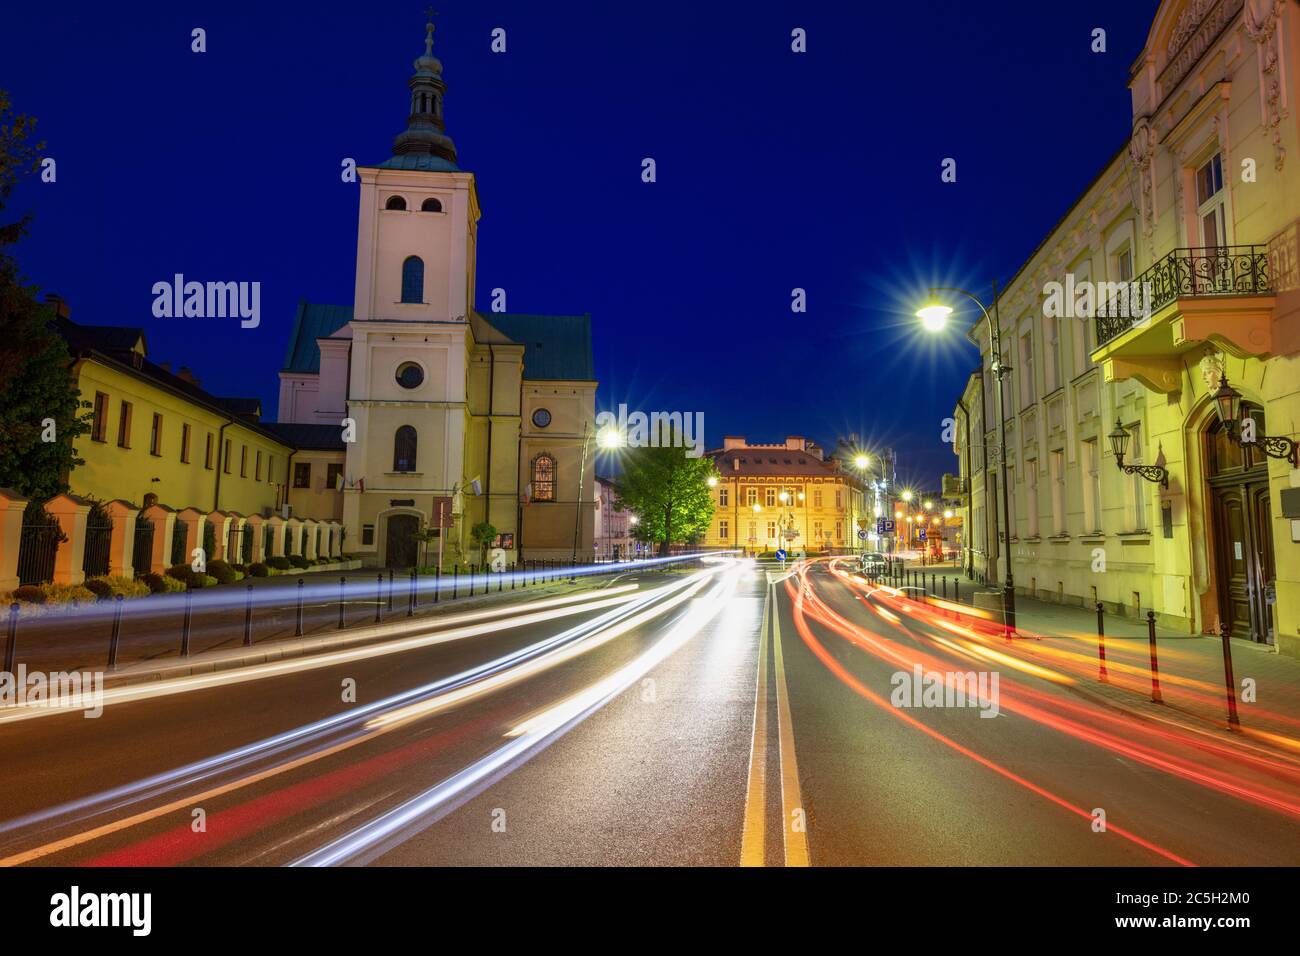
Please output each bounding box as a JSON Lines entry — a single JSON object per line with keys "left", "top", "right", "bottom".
{"left": 1210, "top": 374, "right": 1298, "bottom": 467}
{"left": 1107, "top": 418, "right": 1169, "bottom": 488}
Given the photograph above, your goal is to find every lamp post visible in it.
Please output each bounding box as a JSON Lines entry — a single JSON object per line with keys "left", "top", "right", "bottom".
{"left": 572, "top": 424, "right": 622, "bottom": 568}
{"left": 917, "top": 283, "right": 1017, "bottom": 633}
{"left": 1107, "top": 418, "right": 1170, "bottom": 488}
{"left": 1210, "top": 374, "right": 1299, "bottom": 466}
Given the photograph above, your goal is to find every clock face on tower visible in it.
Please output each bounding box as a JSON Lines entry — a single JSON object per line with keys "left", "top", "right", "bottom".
{"left": 532, "top": 408, "right": 552, "bottom": 428}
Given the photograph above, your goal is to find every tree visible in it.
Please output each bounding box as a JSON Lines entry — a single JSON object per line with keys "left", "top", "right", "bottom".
{"left": 470, "top": 521, "right": 498, "bottom": 566}
{"left": 0, "top": 91, "right": 90, "bottom": 500}
{"left": 614, "top": 446, "right": 718, "bottom": 556}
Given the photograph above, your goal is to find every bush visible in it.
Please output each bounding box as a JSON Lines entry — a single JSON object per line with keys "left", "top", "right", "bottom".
{"left": 230, "top": 563, "right": 247, "bottom": 574}
{"left": 42, "top": 583, "right": 98, "bottom": 604}
{"left": 248, "top": 562, "right": 269, "bottom": 578}
{"left": 289, "top": 554, "right": 310, "bottom": 569}
{"left": 12, "top": 585, "right": 46, "bottom": 604}
{"left": 88, "top": 576, "right": 150, "bottom": 599}
{"left": 84, "top": 578, "right": 113, "bottom": 600}
{"left": 166, "top": 565, "right": 213, "bottom": 588}
{"left": 206, "top": 559, "right": 238, "bottom": 585}
{"left": 267, "top": 556, "right": 291, "bottom": 571}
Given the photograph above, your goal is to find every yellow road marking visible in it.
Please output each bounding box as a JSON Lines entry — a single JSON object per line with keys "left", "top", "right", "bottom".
{"left": 739, "top": 586, "right": 771, "bottom": 866}
{"left": 771, "top": 580, "right": 810, "bottom": 866}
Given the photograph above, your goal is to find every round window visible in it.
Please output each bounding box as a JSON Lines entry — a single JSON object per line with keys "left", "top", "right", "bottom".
{"left": 532, "top": 408, "right": 552, "bottom": 428}
{"left": 396, "top": 362, "right": 425, "bottom": 389}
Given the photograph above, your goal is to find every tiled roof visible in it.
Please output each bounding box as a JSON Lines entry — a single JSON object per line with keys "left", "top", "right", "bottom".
{"left": 372, "top": 154, "right": 461, "bottom": 173}
{"left": 282, "top": 301, "right": 354, "bottom": 373}
{"left": 282, "top": 303, "right": 595, "bottom": 382}
{"left": 478, "top": 312, "right": 595, "bottom": 381}
{"left": 262, "top": 422, "right": 346, "bottom": 451}
{"left": 709, "top": 450, "right": 851, "bottom": 480}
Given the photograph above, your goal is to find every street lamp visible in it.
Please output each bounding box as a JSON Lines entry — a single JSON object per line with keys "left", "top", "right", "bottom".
{"left": 1107, "top": 418, "right": 1169, "bottom": 488}
{"left": 917, "top": 284, "right": 1017, "bottom": 633}
{"left": 1210, "top": 374, "right": 1299, "bottom": 466}
{"left": 572, "top": 424, "right": 622, "bottom": 567}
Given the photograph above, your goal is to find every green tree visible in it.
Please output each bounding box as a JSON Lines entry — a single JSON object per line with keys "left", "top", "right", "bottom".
{"left": 470, "top": 521, "right": 498, "bottom": 565}
{"left": 0, "top": 91, "right": 90, "bottom": 500}
{"left": 615, "top": 446, "right": 718, "bottom": 556}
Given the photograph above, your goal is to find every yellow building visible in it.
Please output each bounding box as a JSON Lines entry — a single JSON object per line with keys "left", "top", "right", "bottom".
{"left": 950, "top": 0, "right": 1300, "bottom": 657}
{"left": 702, "top": 436, "right": 866, "bottom": 554}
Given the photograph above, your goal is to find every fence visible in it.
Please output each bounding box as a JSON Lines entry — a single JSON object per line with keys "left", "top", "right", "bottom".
{"left": 170, "top": 520, "right": 188, "bottom": 567}
{"left": 132, "top": 519, "right": 154, "bottom": 578}
{"left": 2, "top": 553, "right": 713, "bottom": 672}
{"left": 81, "top": 508, "right": 113, "bottom": 579}
{"left": 17, "top": 519, "right": 61, "bottom": 586}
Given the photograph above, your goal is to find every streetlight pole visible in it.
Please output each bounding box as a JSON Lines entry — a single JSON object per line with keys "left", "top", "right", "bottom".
{"left": 919, "top": 283, "right": 1017, "bottom": 634}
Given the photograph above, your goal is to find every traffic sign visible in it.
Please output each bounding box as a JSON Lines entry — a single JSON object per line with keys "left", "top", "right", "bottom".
{"left": 775, "top": 548, "right": 787, "bottom": 561}
{"left": 857, "top": 529, "right": 867, "bottom": 540}
{"left": 918, "top": 529, "right": 927, "bottom": 541}
{"left": 876, "top": 518, "right": 896, "bottom": 535}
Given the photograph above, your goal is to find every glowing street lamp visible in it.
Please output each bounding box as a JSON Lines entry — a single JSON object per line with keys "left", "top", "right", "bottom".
{"left": 916, "top": 284, "right": 1017, "bottom": 633}
{"left": 916, "top": 303, "right": 953, "bottom": 333}
{"left": 902, "top": 490, "right": 913, "bottom": 503}
{"left": 707, "top": 475, "right": 718, "bottom": 487}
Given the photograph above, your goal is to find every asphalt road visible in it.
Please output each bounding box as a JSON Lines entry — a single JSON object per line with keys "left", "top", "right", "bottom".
{"left": 1, "top": 557, "right": 1297, "bottom": 866}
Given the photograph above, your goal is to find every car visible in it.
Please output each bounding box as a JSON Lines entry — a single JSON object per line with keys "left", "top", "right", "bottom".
{"left": 859, "top": 552, "right": 888, "bottom": 575}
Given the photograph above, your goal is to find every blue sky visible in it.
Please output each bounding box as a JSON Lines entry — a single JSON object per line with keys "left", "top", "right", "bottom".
{"left": 4, "top": 1, "right": 1159, "bottom": 489}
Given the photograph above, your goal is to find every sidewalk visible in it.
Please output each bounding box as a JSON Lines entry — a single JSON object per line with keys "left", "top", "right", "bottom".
{"left": 892, "top": 562, "right": 1300, "bottom": 750}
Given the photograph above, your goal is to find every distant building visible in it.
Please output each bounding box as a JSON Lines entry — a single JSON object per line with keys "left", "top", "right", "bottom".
{"left": 701, "top": 436, "right": 867, "bottom": 554}
{"left": 594, "top": 476, "right": 635, "bottom": 560}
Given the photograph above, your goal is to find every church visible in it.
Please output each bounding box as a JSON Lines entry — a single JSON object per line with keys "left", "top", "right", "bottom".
{"left": 277, "top": 16, "right": 598, "bottom": 568}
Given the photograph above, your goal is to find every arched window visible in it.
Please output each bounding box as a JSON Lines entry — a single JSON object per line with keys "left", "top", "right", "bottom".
{"left": 385, "top": 195, "right": 407, "bottom": 211}
{"left": 532, "top": 454, "right": 556, "bottom": 502}
{"left": 421, "top": 197, "right": 443, "bottom": 213}
{"left": 394, "top": 426, "right": 417, "bottom": 472}
{"left": 400, "top": 256, "right": 424, "bottom": 303}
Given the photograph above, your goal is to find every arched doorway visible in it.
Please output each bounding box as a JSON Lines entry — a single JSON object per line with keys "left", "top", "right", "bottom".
{"left": 1205, "top": 404, "right": 1275, "bottom": 643}
{"left": 384, "top": 513, "right": 420, "bottom": 569}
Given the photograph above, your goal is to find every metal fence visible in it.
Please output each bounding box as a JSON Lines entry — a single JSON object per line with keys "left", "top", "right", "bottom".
{"left": 17, "top": 519, "right": 61, "bottom": 586}
{"left": 82, "top": 508, "right": 113, "bottom": 579}
{"left": 133, "top": 518, "right": 154, "bottom": 577}
{"left": 170, "top": 520, "right": 188, "bottom": 567}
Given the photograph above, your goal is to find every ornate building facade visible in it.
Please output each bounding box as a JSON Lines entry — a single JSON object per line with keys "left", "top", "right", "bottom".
{"left": 952, "top": 0, "right": 1300, "bottom": 656}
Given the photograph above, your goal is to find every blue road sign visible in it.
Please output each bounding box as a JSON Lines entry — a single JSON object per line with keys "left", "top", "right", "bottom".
{"left": 775, "top": 548, "right": 787, "bottom": 561}
{"left": 918, "top": 529, "right": 927, "bottom": 541}
{"left": 857, "top": 529, "right": 867, "bottom": 540}
{"left": 876, "top": 518, "right": 896, "bottom": 535}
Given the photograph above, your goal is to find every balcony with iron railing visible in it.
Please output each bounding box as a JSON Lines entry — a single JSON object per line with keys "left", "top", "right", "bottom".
{"left": 1089, "top": 244, "right": 1275, "bottom": 393}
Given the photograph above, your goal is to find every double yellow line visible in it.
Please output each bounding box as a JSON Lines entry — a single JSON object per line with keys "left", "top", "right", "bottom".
{"left": 740, "top": 578, "right": 809, "bottom": 866}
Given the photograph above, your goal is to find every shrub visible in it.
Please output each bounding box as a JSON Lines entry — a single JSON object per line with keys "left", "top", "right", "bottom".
{"left": 248, "top": 562, "right": 269, "bottom": 578}
{"left": 12, "top": 585, "right": 46, "bottom": 604}
{"left": 267, "top": 556, "right": 291, "bottom": 571}
{"left": 289, "top": 554, "right": 310, "bottom": 569}
{"left": 42, "top": 583, "right": 98, "bottom": 604}
{"left": 87, "top": 576, "right": 150, "bottom": 599}
{"left": 206, "top": 559, "right": 238, "bottom": 585}
{"left": 83, "top": 578, "right": 114, "bottom": 600}
{"left": 166, "top": 565, "right": 214, "bottom": 588}
{"left": 142, "top": 573, "right": 168, "bottom": 594}
{"left": 230, "top": 563, "right": 247, "bottom": 574}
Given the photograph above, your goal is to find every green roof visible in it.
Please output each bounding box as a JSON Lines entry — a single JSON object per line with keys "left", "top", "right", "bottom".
{"left": 481, "top": 312, "right": 594, "bottom": 381}
{"left": 282, "top": 303, "right": 595, "bottom": 382}
{"left": 282, "top": 301, "right": 354, "bottom": 373}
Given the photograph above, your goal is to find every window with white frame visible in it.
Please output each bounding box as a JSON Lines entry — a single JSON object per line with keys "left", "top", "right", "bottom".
{"left": 718, "top": 486, "right": 729, "bottom": 507}
{"left": 1083, "top": 438, "right": 1102, "bottom": 533}
{"left": 718, "top": 519, "right": 729, "bottom": 540}
{"left": 1196, "top": 153, "right": 1226, "bottom": 252}
{"left": 1019, "top": 330, "right": 1035, "bottom": 407}
{"left": 1001, "top": 336, "right": 1014, "bottom": 420}
{"left": 1005, "top": 464, "right": 1017, "bottom": 539}
{"left": 765, "top": 487, "right": 776, "bottom": 508}
{"left": 1050, "top": 449, "right": 1066, "bottom": 535}
{"left": 746, "top": 486, "right": 757, "bottom": 506}
{"left": 766, "top": 521, "right": 777, "bottom": 542}
{"left": 1026, "top": 459, "right": 1039, "bottom": 537}
{"left": 1127, "top": 422, "right": 1148, "bottom": 531}
{"left": 1044, "top": 314, "right": 1061, "bottom": 393}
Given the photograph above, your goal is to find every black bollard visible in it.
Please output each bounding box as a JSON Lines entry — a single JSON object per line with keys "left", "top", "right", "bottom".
{"left": 243, "top": 584, "right": 254, "bottom": 647}
{"left": 295, "top": 578, "right": 305, "bottom": 637}
{"left": 181, "top": 583, "right": 194, "bottom": 657}
{"left": 338, "top": 577, "right": 347, "bottom": 629}
{"left": 1146, "top": 610, "right": 1163, "bottom": 703}
{"left": 107, "top": 594, "right": 125, "bottom": 668}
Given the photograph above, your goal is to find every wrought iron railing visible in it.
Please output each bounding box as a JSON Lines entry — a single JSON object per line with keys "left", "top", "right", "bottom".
{"left": 1095, "top": 244, "right": 1272, "bottom": 347}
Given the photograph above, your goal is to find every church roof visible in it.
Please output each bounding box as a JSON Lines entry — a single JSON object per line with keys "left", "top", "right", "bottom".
{"left": 373, "top": 154, "right": 460, "bottom": 173}
{"left": 281, "top": 302, "right": 595, "bottom": 382}
{"left": 262, "top": 422, "right": 347, "bottom": 451}
{"left": 282, "top": 301, "right": 355, "bottom": 374}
